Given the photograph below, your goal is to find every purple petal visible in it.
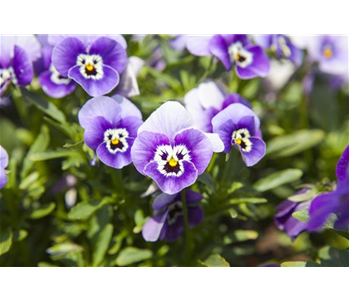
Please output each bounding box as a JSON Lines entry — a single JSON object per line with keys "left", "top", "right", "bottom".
{"left": 78, "top": 96, "right": 122, "bottom": 129}
{"left": 142, "top": 210, "right": 169, "bottom": 242}
{"left": 0, "top": 146, "right": 9, "bottom": 169}
{"left": 174, "top": 128, "right": 213, "bottom": 175}
{"left": 169, "top": 35, "right": 187, "bottom": 51}
{"left": 254, "top": 35, "right": 272, "bottom": 49}
{"left": 0, "top": 168, "right": 7, "bottom": 190}
{"left": 52, "top": 37, "right": 85, "bottom": 76}
{"left": 188, "top": 206, "right": 204, "bottom": 227}
{"left": 239, "top": 137, "right": 266, "bottom": 167}
{"left": 185, "top": 35, "right": 213, "bottom": 56}
{"left": 307, "top": 192, "right": 338, "bottom": 231}
{"left": 215, "top": 119, "right": 235, "bottom": 153}
{"left": 336, "top": 145, "right": 349, "bottom": 183}
{"left": 185, "top": 190, "right": 203, "bottom": 204}
{"left": 39, "top": 70, "right": 76, "bottom": 98}
{"left": 96, "top": 142, "right": 132, "bottom": 169}
{"left": 68, "top": 64, "right": 120, "bottom": 97}
{"left": 111, "top": 95, "right": 142, "bottom": 120}
{"left": 12, "top": 45, "right": 34, "bottom": 86}
{"left": 89, "top": 37, "right": 127, "bottom": 74}
{"left": 209, "top": 35, "right": 232, "bottom": 71}
{"left": 48, "top": 35, "right": 127, "bottom": 49}
{"left": 84, "top": 116, "right": 112, "bottom": 150}
{"left": 137, "top": 101, "right": 194, "bottom": 141}
{"left": 222, "top": 93, "right": 252, "bottom": 109}
{"left": 153, "top": 193, "right": 178, "bottom": 211}
{"left": 236, "top": 45, "right": 270, "bottom": 79}
{"left": 118, "top": 116, "right": 143, "bottom": 138}
{"left": 163, "top": 217, "right": 184, "bottom": 241}
{"left": 131, "top": 131, "right": 170, "bottom": 176}
{"left": 144, "top": 160, "right": 198, "bottom": 195}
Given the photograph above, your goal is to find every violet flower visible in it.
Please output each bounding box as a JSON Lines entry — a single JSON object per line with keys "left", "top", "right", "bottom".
{"left": 35, "top": 35, "right": 76, "bottom": 98}
{"left": 254, "top": 34, "right": 303, "bottom": 66}
{"left": 0, "top": 145, "right": 9, "bottom": 190}
{"left": 170, "top": 34, "right": 270, "bottom": 79}
{"left": 51, "top": 35, "right": 127, "bottom": 97}
{"left": 0, "top": 35, "right": 41, "bottom": 95}
{"left": 78, "top": 95, "right": 143, "bottom": 169}
{"left": 308, "top": 145, "right": 349, "bottom": 231}
{"left": 131, "top": 101, "right": 224, "bottom": 195}
{"left": 142, "top": 190, "right": 204, "bottom": 242}
{"left": 212, "top": 103, "right": 266, "bottom": 167}
{"left": 184, "top": 79, "right": 251, "bottom": 133}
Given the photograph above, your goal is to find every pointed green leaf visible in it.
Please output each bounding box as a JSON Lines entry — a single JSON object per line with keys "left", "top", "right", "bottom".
{"left": 201, "top": 254, "right": 230, "bottom": 267}
{"left": 92, "top": 223, "right": 114, "bottom": 267}
{"left": 116, "top": 247, "right": 153, "bottom": 266}
{"left": 0, "top": 229, "right": 12, "bottom": 256}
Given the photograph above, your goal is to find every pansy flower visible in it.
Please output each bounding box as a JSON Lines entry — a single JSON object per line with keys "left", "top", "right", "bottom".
{"left": 172, "top": 34, "right": 270, "bottom": 79}
{"left": 254, "top": 34, "right": 303, "bottom": 66}
{"left": 0, "top": 35, "right": 41, "bottom": 95}
{"left": 184, "top": 79, "right": 251, "bottom": 133}
{"left": 307, "top": 145, "right": 349, "bottom": 231}
{"left": 142, "top": 190, "right": 204, "bottom": 242}
{"left": 212, "top": 103, "right": 266, "bottom": 167}
{"left": 78, "top": 95, "right": 143, "bottom": 169}
{"left": 0, "top": 145, "right": 9, "bottom": 190}
{"left": 51, "top": 35, "right": 127, "bottom": 97}
{"left": 35, "top": 35, "right": 76, "bottom": 98}
{"left": 131, "top": 101, "right": 224, "bottom": 195}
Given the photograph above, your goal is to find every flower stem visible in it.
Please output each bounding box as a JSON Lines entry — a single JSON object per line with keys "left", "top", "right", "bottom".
{"left": 181, "top": 189, "right": 192, "bottom": 265}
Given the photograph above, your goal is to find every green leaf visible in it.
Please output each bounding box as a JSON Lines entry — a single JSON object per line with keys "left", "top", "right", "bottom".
{"left": 116, "top": 247, "right": 153, "bottom": 266}
{"left": 38, "top": 262, "right": 59, "bottom": 267}
{"left": 0, "top": 229, "right": 13, "bottom": 256}
{"left": 68, "top": 198, "right": 111, "bottom": 221}
{"left": 29, "top": 149, "right": 83, "bottom": 161}
{"left": 13, "top": 230, "right": 28, "bottom": 242}
{"left": 292, "top": 209, "right": 309, "bottom": 223}
{"left": 29, "top": 203, "right": 56, "bottom": 219}
{"left": 46, "top": 242, "right": 83, "bottom": 256}
{"left": 19, "top": 172, "right": 40, "bottom": 190}
{"left": 228, "top": 198, "right": 268, "bottom": 205}
{"left": 92, "top": 223, "right": 114, "bottom": 267}
{"left": 288, "top": 187, "right": 318, "bottom": 202}
{"left": 281, "top": 261, "right": 306, "bottom": 267}
{"left": 253, "top": 169, "right": 303, "bottom": 192}
{"left": 198, "top": 172, "right": 215, "bottom": 191}
{"left": 267, "top": 130, "right": 324, "bottom": 158}
{"left": 21, "top": 125, "right": 50, "bottom": 179}
{"left": 318, "top": 246, "right": 349, "bottom": 267}
{"left": 22, "top": 88, "right": 66, "bottom": 124}
{"left": 201, "top": 254, "right": 230, "bottom": 267}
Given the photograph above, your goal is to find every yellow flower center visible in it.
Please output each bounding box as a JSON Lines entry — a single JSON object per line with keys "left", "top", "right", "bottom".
{"left": 235, "top": 139, "right": 242, "bottom": 145}
{"left": 111, "top": 138, "right": 119, "bottom": 145}
{"left": 323, "top": 48, "right": 332, "bottom": 58}
{"left": 86, "top": 64, "right": 94, "bottom": 71}
{"left": 235, "top": 54, "right": 240, "bottom": 61}
{"left": 169, "top": 157, "right": 178, "bottom": 167}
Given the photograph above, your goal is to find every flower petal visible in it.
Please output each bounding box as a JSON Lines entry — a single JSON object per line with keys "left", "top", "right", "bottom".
{"left": 0, "top": 167, "right": 7, "bottom": 190}
{"left": 209, "top": 35, "right": 232, "bottom": 71}
{"left": 83, "top": 116, "right": 112, "bottom": 150}
{"left": 142, "top": 210, "right": 169, "bottom": 242}
{"left": 111, "top": 94, "right": 142, "bottom": 120}
{"left": 198, "top": 80, "right": 226, "bottom": 110}
{"left": 96, "top": 142, "right": 132, "bottom": 169}
{"left": 185, "top": 35, "right": 213, "bottom": 56}
{"left": 188, "top": 206, "right": 204, "bottom": 227}
{"left": 239, "top": 137, "right": 266, "bottom": 167}
{"left": 0, "top": 146, "right": 9, "bottom": 169}
{"left": 12, "top": 45, "right": 34, "bottom": 86}
{"left": 39, "top": 71, "right": 76, "bottom": 99}
{"left": 336, "top": 145, "right": 349, "bottom": 183}
{"left": 153, "top": 193, "right": 178, "bottom": 211}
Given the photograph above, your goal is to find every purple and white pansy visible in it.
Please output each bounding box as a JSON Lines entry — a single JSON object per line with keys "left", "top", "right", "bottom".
{"left": 51, "top": 35, "right": 127, "bottom": 97}
{"left": 0, "top": 35, "right": 41, "bottom": 95}
{"left": 142, "top": 190, "right": 204, "bottom": 242}
{"left": 35, "top": 35, "right": 76, "bottom": 99}
{"left": 254, "top": 34, "right": 303, "bottom": 66}
{"left": 212, "top": 103, "right": 266, "bottom": 167}
{"left": 78, "top": 95, "right": 143, "bottom": 169}
{"left": 131, "top": 101, "right": 224, "bottom": 195}
{"left": 184, "top": 79, "right": 251, "bottom": 133}
{"left": 0, "top": 145, "right": 9, "bottom": 190}
{"left": 171, "top": 34, "right": 270, "bottom": 79}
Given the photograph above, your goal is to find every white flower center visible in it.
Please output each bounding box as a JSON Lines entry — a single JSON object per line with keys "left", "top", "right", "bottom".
{"left": 0, "top": 67, "right": 15, "bottom": 86}
{"left": 232, "top": 128, "right": 252, "bottom": 152}
{"left": 104, "top": 128, "right": 129, "bottom": 154}
{"left": 167, "top": 201, "right": 183, "bottom": 225}
{"left": 76, "top": 54, "right": 104, "bottom": 80}
{"left": 154, "top": 144, "right": 191, "bottom": 177}
{"left": 50, "top": 64, "right": 71, "bottom": 85}
{"left": 228, "top": 42, "right": 253, "bottom": 68}
{"left": 277, "top": 36, "right": 291, "bottom": 58}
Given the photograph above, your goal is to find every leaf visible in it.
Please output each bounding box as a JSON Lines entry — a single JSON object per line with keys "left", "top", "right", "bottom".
{"left": 29, "top": 203, "right": 56, "bottom": 219}
{"left": 281, "top": 261, "right": 307, "bottom": 267}
{"left": 319, "top": 246, "right": 349, "bottom": 267}
{"left": 198, "top": 172, "right": 215, "bottom": 191}
{"left": 46, "top": 242, "right": 83, "bottom": 256}
{"left": 267, "top": 130, "right": 324, "bottom": 158}
{"left": 228, "top": 198, "right": 268, "bottom": 205}
{"left": 22, "top": 88, "right": 66, "bottom": 124}
{"left": 68, "top": 198, "right": 111, "bottom": 221}
{"left": 21, "top": 125, "right": 50, "bottom": 179}
{"left": 13, "top": 230, "right": 28, "bottom": 242}
{"left": 29, "top": 149, "right": 83, "bottom": 161}
{"left": 0, "top": 229, "right": 12, "bottom": 256}
{"left": 201, "top": 254, "right": 230, "bottom": 267}
{"left": 116, "top": 247, "right": 153, "bottom": 266}
{"left": 92, "top": 223, "right": 114, "bottom": 267}
{"left": 288, "top": 187, "right": 318, "bottom": 202}
{"left": 253, "top": 169, "right": 303, "bottom": 192}
{"left": 19, "top": 172, "right": 40, "bottom": 190}
{"left": 292, "top": 209, "right": 309, "bottom": 223}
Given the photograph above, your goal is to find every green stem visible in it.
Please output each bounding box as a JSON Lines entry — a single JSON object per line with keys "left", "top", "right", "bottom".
{"left": 181, "top": 189, "right": 191, "bottom": 265}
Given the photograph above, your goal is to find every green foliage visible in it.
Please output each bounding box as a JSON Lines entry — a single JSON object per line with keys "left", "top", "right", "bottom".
{"left": 200, "top": 254, "right": 230, "bottom": 267}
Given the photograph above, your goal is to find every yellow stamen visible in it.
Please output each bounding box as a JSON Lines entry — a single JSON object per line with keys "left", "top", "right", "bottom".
{"left": 86, "top": 64, "right": 94, "bottom": 71}
{"left": 323, "top": 49, "right": 332, "bottom": 58}
{"left": 235, "top": 54, "right": 240, "bottom": 61}
{"left": 235, "top": 139, "right": 242, "bottom": 145}
{"left": 169, "top": 158, "right": 178, "bottom": 167}
{"left": 111, "top": 138, "right": 119, "bottom": 145}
